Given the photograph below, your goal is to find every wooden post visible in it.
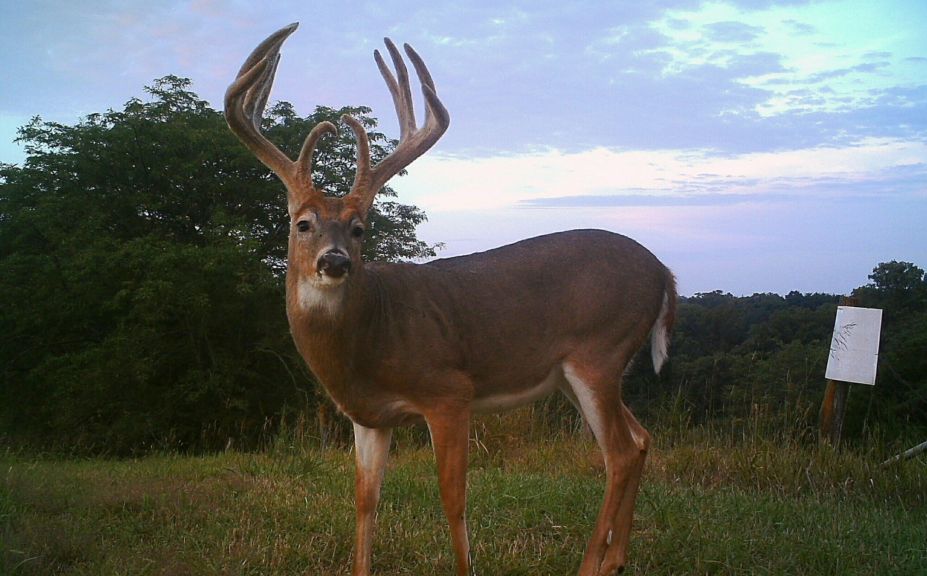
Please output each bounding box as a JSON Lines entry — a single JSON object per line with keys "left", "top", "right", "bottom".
{"left": 819, "top": 296, "right": 858, "bottom": 446}
{"left": 819, "top": 380, "right": 837, "bottom": 441}
{"left": 830, "top": 380, "right": 850, "bottom": 444}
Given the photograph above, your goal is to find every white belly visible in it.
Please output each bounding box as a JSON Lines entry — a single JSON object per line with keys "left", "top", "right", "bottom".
{"left": 469, "top": 366, "right": 564, "bottom": 414}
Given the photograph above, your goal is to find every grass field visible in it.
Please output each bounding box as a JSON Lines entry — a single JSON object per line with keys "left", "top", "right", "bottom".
{"left": 2, "top": 419, "right": 926, "bottom": 575}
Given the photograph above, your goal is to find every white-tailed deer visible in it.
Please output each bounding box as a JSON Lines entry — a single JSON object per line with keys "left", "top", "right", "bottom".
{"left": 225, "top": 23, "right": 677, "bottom": 576}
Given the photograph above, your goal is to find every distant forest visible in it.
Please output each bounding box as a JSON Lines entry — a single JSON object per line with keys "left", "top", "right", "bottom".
{"left": 624, "top": 277, "right": 927, "bottom": 445}
{"left": 2, "top": 78, "right": 925, "bottom": 454}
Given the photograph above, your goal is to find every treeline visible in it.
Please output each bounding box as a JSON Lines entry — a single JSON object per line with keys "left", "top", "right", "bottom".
{"left": 0, "top": 77, "right": 434, "bottom": 454}
{"left": 2, "top": 78, "right": 925, "bottom": 455}
{"left": 624, "top": 266, "right": 927, "bottom": 443}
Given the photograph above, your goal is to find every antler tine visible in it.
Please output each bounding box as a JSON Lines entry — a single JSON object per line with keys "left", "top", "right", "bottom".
{"left": 341, "top": 115, "right": 372, "bottom": 192}
{"left": 225, "top": 24, "right": 299, "bottom": 183}
{"left": 374, "top": 39, "right": 417, "bottom": 139}
{"left": 226, "top": 23, "right": 337, "bottom": 200}
{"left": 296, "top": 121, "right": 339, "bottom": 180}
{"left": 245, "top": 51, "right": 279, "bottom": 130}
{"left": 405, "top": 44, "right": 450, "bottom": 136}
{"left": 349, "top": 38, "right": 450, "bottom": 211}
{"left": 234, "top": 22, "right": 298, "bottom": 77}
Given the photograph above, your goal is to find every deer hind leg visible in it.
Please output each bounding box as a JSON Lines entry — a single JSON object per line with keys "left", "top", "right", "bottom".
{"left": 563, "top": 362, "right": 641, "bottom": 576}
{"left": 352, "top": 423, "right": 393, "bottom": 576}
{"left": 425, "top": 404, "right": 473, "bottom": 576}
{"left": 601, "top": 404, "right": 650, "bottom": 572}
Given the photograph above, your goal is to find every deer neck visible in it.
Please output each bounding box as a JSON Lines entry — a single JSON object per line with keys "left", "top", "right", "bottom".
{"left": 285, "top": 264, "right": 381, "bottom": 386}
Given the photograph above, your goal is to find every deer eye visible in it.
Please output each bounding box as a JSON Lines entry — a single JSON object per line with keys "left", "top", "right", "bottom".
{"left": 296, "top": 220, "right": 311, "bottom": 233}
{"left": 351, "top": 224, "right": 365, "bottom": 238}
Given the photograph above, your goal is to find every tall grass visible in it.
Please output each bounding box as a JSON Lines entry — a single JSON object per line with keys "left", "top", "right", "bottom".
{"left": 2, "top": 409, "right": 925, "bottom": 575}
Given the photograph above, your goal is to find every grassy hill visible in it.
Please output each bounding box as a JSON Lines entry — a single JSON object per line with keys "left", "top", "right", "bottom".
{"left": 3, "top": 417, "right": 925, "bottom": 575}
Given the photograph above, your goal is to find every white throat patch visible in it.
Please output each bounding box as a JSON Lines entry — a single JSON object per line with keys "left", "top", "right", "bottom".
{"left": 297, "top": 277, "right": 345, "bottom": 315}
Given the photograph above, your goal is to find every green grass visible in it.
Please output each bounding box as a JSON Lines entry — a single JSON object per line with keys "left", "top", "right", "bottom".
{"left": 2, "top": 425, "right": 925, "bottom": 575}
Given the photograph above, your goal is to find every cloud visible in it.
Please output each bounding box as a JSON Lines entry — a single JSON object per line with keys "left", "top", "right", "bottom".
{"left": 392, "top": 137, "right": 927, "bottom": 213}
{"left": 521, "top": 193, "right": 783, "bottom": 208}
{"left": 704, "top": 21, "right": 764, "bottom": 43}
{"left": 649, "top": 0, "right": 927, "bottom": 135}
{"left": 3, "top": 0, "right": 924, "bottom": 165}
{"left": 2, "top": 0, "right": 923, "bottom": 296}
{"left": 806, "top": 60, "right": 891, "bottom": 83}
{"left": 781, "top": 19, "right": 816, "bottom": 35}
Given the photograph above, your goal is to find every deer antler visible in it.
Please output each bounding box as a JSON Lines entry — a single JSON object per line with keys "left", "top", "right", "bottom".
{"left": 344, "top": 38, "right": 450, "bottom": 212}
{"left": 226, "top": 25, "right": 449, "bottom": 214}
{"left": 224, "top": 23, "right": 335, "bottom": 204}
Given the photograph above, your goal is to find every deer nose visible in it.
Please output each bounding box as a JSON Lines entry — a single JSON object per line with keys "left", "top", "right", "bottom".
{"left": 317, "top": 251, "right": 352, "bottom": 278}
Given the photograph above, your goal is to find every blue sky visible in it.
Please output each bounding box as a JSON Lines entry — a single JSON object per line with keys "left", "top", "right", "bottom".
{"left": 1, "top": 0, "right": 925, "bottom": 295}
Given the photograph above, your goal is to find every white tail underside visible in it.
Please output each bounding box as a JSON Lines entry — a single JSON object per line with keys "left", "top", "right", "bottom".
{"left": 651, "top": 290, "right": 671, "bottom": 374}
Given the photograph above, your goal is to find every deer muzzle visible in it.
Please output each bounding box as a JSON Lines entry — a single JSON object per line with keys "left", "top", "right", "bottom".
{"left": 317, "top": 250, "right": 352, "bottom": 279}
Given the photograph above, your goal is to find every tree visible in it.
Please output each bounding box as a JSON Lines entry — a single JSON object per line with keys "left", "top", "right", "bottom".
{"left": 0, "top": 76, "right": 436, "bottom": 453}
{"left": 855, "top": 261, "right": 927, "bottom": 320}
{"left": 849, "top": 261, "right": 927, "bottom": 439}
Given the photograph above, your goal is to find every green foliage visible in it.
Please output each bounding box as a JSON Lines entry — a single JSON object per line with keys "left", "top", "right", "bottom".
{"left": 0, "top": 76, "right": 436, "bottom": 454}
{"left": 856, "top": 261, "right": 927, "bottom": 320}
{"left": 623, "top": 273, "right": 927, "bottom": 443}
{"left": 848, "top": 261, "right": 927, "bottom": 440}
{"left": 624, "top": 291, "right": 837, "bottom": 434}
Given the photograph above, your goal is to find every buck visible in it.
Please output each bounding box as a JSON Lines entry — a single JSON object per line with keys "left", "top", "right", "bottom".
{"left": 225, "top": 23, "right": 677, "bottom": 576}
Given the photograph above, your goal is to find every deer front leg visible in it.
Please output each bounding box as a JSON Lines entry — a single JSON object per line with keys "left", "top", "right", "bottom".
{"left": 352, "top": 422, "right": 393, "bottom": 576}
{"left": 426, "top": 406, "right": 474, "bottom": 576}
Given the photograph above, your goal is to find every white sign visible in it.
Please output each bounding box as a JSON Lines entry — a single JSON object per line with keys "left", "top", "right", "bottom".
{"left": 825, "top": 306, "right": 883, "bottom": 385}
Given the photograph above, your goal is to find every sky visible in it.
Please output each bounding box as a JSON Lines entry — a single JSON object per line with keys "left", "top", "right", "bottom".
{"left": 1, "top": 0, "right": 925, "bottom": 296}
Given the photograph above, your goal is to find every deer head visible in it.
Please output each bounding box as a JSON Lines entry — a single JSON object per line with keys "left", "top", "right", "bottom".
{"left": 224, "top": 23, "right": 449, "bottom": 309}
